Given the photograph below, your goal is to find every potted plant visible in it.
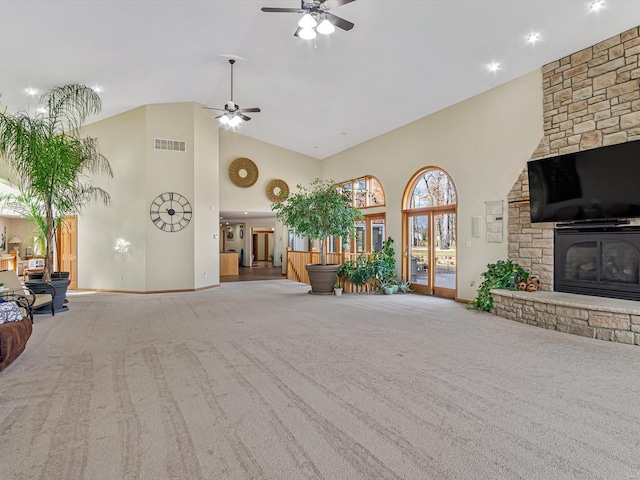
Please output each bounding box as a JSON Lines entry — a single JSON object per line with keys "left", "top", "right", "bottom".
{"left": 334, "top": 281, "right": 343, "bottom": 296}
{"left": 0, "top": 84, "right": 113, "bottom": 311}
{"left": 343, "top": 255, "right": 374, "bottom": 293}
{"left": 467, "top": 259, "right": 530, "bottom": 311}
{"left": 272, "top": 178, "right": 363, "bottom": 294}
{"left": 369, "top": 237, "right": 397, "bottom": 291}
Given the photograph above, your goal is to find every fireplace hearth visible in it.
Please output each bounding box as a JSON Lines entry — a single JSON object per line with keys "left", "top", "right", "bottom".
{"left": 555, "top": 224, "right": 640, "bottom": 301}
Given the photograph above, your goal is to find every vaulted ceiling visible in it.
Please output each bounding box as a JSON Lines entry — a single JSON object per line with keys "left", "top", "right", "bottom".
{"left": 1, "top": 1, "right": 639, "bottom": 159}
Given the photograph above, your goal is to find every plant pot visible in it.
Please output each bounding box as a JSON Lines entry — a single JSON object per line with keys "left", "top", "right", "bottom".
{"left": 391, "top": 285, "right": 399, "bottom": 294}
{"left": 334, "top": 288, "right": 343, "bottom": 296}
{"left": 383, "top": 286, "right": 394, "bottom": 295}
{"left": 305, "top": 264, "right": 339, "bottom": 295}
{"left": 26, "top": 278, "right": 71, "bottom": 313}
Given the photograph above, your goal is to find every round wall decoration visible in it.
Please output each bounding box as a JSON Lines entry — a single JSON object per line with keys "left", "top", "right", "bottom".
{"left": 267, "top": 179, "right": 289, "bottom": 203}
{"left": 229, "top": 157, "right": 259, "bottom": 188}
{"left": 149, "top": 192, "right": 192, "bottom": 232}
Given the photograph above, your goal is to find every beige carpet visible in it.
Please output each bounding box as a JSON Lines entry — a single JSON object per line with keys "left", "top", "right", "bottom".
{"left": 1, "top": 280, "right": 639, "bottom": 480}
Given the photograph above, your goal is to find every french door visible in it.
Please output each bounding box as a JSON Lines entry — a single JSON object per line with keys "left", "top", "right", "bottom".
{"left": 404, "top": 208, "right": 456, "bottom": 298}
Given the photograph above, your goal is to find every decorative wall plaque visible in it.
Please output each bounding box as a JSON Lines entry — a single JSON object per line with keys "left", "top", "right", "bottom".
{"left": 229, "top": 157, "right": 258, "bottom": 188}
{"left": 267, "top": 179, "right": 289, "bottom": 203}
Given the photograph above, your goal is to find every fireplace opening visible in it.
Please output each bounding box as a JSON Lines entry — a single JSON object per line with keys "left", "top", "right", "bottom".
{"left": 555, "top": 225, "right": 640, "bottom": 301}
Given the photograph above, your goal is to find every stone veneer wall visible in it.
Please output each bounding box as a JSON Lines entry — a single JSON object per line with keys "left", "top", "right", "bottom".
{"left": 508, "top": 26, "right": 640, "bottom": 289}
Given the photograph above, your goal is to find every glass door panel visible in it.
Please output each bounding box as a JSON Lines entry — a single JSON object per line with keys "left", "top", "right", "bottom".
{"left": 371, "top": 221, "right": 385, "bottom": 252}
{"left": 433, "top": 213, "right": 456, "bottom": 297}
{"left": 354, "top": 222, "right": 366, "bottom": 253}
{"left": 408, "top": 215, "right": 429, "bottom": 290}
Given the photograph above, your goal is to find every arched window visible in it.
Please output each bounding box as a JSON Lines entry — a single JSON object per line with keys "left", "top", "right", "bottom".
{"left": 403, "top": 167, "right": 457, "bottom": 299}
{"left": 408, "top": 169, "right": 456, "bottom": 209}
{"left": 337, "top": 175, "right": 385, "bottom": 209}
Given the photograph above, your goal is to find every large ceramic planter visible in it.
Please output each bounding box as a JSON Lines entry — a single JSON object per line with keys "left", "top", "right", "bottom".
{"left": 26, "top": 278, "right": 71, "bottom": 313}
{"left": 305, "top": 264, "right": 340, "bottom": 295}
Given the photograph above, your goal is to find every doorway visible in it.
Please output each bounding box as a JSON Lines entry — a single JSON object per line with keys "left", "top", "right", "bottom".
{"left": 403, "top": 168, "right": 457, "bottom": 299}
{"left": 57, "top": 215, "right": 78, "bottom": 290}
{"left": 252, "top": 229, "right": 275, "bottom": 266}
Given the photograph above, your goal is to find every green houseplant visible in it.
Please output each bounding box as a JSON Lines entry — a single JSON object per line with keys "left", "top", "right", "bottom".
{"left": 272, "top": 178, "right": 363, "bottom": 293}
{"left": 0, "top": 84, "right": 113, "bottom": 309}
{"left": 467, "top": 259, "right": 530, "bottom": 312}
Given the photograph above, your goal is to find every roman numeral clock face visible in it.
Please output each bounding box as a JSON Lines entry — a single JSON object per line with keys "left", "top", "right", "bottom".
{"left": 149, "top": 192, "right": 192, "bottom": 232}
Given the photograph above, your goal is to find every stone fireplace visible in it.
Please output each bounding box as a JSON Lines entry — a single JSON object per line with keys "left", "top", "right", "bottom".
{"left": 492, "top": 25, "right": 640, "bottom": 346}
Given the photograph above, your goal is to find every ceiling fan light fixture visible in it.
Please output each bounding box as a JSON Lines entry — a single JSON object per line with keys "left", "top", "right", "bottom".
{"left": 298, "top": 13, "right": 317, "bottom": 29}
{"left": 317, "top": 18, "right": 335, "bottom": 35}
{"left": 299, "top": 26, "right": 317, "bottom": 40}
{"left": 229, "top": 115, "right": 242, "bottom": 128}
{"left": 219, "top": 115, "right": 230, "bottom": 125}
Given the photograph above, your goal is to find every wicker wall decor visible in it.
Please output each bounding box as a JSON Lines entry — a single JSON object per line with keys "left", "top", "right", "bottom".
{"left": 229, "top": 157, "right": 259, "bottom": 188}
{"left": 267, "top": 179, "right": 289, "bottom": 203}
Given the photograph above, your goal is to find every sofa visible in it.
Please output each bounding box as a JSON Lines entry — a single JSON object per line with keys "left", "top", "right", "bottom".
{"left": 0, "top": 315, "right": 32, "bottom": 372}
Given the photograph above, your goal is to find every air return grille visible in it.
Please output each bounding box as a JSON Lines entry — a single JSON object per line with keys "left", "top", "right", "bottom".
{"left": 154, "top": 138, "right": 186, "bottom": 152}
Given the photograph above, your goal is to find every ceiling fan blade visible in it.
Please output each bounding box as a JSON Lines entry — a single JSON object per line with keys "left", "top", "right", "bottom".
{"left": 238, "top": 107, "right": 261, "bottom": 113}
{"left": 293, "top": 27, "right": 302, "bottom": 37}
{"left": 214, "top": 114, "right": 225, "bottom": 119}
{"left": 325, "top": 12, "right": 354, "bottom": 31}
{"left": 261, "top": 7, "right": 303, "bottom": 13}
{"left": 202, "top": 106, "right": 225, "bottom": 111}
{"left": 239, "top": 114, "right": 251, "bottom": 122}
{"left": 323, "top": 0, "right": 356, "bottom": 9}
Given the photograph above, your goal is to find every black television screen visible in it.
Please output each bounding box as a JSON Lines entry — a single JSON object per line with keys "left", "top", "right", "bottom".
{"left": 527, "top": 139, "right": 640, "bottom": 223}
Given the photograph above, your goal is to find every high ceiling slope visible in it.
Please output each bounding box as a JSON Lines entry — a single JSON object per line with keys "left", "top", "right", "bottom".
{"left": 1, "top": 1, "right": 639, "bottom": 159}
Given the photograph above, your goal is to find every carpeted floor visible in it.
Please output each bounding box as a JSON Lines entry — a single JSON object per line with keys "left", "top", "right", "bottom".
{"left": 1, "top": 280, "right": 639, "bottom": 479}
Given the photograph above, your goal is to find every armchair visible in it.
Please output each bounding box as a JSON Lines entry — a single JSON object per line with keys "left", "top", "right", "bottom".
{"left": 0, "top": 269, "right": 55, "bottom": 322}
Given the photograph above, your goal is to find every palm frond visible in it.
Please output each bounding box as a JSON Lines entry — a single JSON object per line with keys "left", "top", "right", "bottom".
{"left": 0, "top": 83, "right": 111, "bottom": 281}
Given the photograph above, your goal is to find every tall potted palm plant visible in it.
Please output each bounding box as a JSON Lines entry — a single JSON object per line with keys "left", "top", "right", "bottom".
{"left": 0, "top": 84, "right": 112, "bottom": 309}
{"left": 272, "top": 178, "right": 363, "bottom": 294}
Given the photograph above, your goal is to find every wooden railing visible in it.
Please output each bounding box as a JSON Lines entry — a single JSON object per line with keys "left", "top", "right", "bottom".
{"left": 285, "top": 248, "right": 377, "bottom": 293}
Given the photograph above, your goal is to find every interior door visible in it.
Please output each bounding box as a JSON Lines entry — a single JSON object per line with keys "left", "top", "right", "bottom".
{"left": 57, "top": 216, "right": 77, "bottom": 290}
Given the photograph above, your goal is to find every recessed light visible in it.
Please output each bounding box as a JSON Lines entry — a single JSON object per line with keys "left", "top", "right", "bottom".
{"left": 25, "top": 88, "right": 38, "bottom": 96}
{"left": 244, "top": 212, "right": 248, "bottom": 215}
{"left": 590, "top": 0, "right": 605, "bottom": 11}
{"left": 91, "top": 85, "right": 103, "bottom": 93}
{"left": 488, "top": 62, "right": 500, "bottom": 73}
{"left": 527, "top": 32, "right": 540, "bottom": 44}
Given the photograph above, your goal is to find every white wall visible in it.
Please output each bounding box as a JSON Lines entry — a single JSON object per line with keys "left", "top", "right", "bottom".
{"left": 219, "top": 129, "right": 321, "bottom": 213}
{"left": 193, "top": 104, "right": 220, "bottom": 289}
{"left": 80, "top": 102, "right": 220, "bottom": 292}
{"left": 321, "top": 70, "right": 544, "bottom": 301}
{"left": 80, "top": 106, "right": 147, "bottom": 291}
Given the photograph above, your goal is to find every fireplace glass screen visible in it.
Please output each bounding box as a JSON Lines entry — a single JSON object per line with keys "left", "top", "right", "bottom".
{"left": 562, "top": 240, "right": 640, "bottom": 285}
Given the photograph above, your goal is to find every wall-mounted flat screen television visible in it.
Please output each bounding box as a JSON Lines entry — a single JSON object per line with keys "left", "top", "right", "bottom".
{"left": 527, "top": 139, "right": 640, "bottom": 223}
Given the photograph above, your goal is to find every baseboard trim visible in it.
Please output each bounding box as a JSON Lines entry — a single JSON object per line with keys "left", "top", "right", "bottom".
{"left": 75, "top": 284, "right": 220, "bottom": 294}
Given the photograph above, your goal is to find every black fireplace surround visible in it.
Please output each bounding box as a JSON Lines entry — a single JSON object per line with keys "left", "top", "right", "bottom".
{"left": 555, "top": 224, "right": 640, "bottom": 301}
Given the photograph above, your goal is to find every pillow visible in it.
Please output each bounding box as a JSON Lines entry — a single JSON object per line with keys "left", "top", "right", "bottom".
{"left": 0, "top": 301, "right": 24, "bottom": 324}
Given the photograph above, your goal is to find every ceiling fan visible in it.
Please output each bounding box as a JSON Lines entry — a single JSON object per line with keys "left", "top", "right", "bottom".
{"left": 203, "top": 59, "right": 260, "bottom": 127}
{"left": 261, "top": 0, "right": 356, "bottom": 39}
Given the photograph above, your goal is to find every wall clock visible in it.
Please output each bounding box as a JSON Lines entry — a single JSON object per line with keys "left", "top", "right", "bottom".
{"left": 150, "top": 192, "right": 192, "bottom": 232}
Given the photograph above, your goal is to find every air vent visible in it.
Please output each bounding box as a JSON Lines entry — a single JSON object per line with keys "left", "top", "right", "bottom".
{"left": 154, "top": 138, "right": 186, "bottom": 152}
